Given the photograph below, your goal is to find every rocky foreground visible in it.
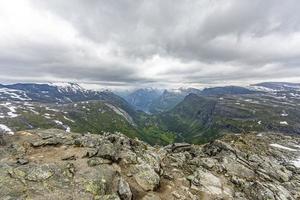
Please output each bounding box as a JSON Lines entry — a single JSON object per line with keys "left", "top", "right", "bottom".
{"left": 0, "top": 130, "right": 300, "bottom": 200}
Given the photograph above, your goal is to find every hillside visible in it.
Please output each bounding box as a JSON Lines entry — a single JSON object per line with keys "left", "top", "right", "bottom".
{"left": 156, "top": 94, "right": 218, "bottom": 143}
{"left": 141, "top": 88, "right": 300, "bottom": 144}
{"left": 149, "top": 88, "right": 203, "bottom": 113}
{"left": 0, "top": 83, "right": 134, "bottom": 110}
{"left": 0, "top": 129, "right": 299, "bottom": 199}
{"left": 125, "top": 88, "right": 162, "bottom": 113}
{"left": 126, "top": 86, "right": 254, "bottom": 114}
{"left": 0, "top": 100, "right": 141, "bottom": 139}
{"left": 201, "top": 86, "right": 256, "bottom": 96}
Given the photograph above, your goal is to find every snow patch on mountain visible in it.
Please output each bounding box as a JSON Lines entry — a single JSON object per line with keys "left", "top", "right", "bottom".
{"left": 0, "top": 88, "right": 31, "bottom": 101}
{"left": 64, "top": 116, "right": 75, "bottom": 123}
{"left": 248, "top": 86, "right": 276, "bottom": 92}
{"left": 54, "top": 120, "right": 71, "bottom": 132}
{"left": 270, "top": 143, "right": 298, "bottom": 151}
{"left": 45, "top": 107, "right": 59, "bottom": 112}
{"left": 0, "top": 124, "right": 14, "bottom": 135}
{"left": 252, "top": 82, "right": 300, "bottom": 91}
{"left": 280, "top": 121, "right": 288, "bottom": 125}
{"left": 0, "top": 102, "right": 19, "bottom": 118}
{"left": 54, "top": 120, "right": 63, "bottom": 126}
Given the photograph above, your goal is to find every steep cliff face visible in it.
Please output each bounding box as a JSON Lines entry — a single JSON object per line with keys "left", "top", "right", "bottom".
{"left": 0, "top": 130, "right": 300, "bottom": 200}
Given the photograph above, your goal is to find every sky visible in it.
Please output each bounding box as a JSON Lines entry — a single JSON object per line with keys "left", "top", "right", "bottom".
{"left": 0, "top": 0, "right": 299, "bottom": 90}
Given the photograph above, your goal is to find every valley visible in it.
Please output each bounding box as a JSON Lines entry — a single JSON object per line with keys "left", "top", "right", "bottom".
{"left": 0, "top": 82, "right": 300, "bottom": 146}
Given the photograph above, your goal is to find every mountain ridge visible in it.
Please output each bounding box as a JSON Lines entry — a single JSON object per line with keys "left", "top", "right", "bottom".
{"left": 1, "top": 82, "right": 300, "bottom": 145}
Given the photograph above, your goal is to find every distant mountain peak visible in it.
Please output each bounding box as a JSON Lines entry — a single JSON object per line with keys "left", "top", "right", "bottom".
{"left": 252, "top": 82, "right": 300, "bottom": 91}
{"left": 48, "top": 82, "right": 85, "bottom": 93}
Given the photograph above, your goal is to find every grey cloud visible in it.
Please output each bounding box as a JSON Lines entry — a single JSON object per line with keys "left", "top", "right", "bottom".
{"left": 0, "top": 0, "right": 299, "bottom": 87}
{"left": 34, "top": 1, "right": 300, "bottom": 58}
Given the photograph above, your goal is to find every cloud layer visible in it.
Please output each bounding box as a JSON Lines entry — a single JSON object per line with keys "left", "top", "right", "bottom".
{"left": 0, "top": 0, "right": 300, "bottom": 88}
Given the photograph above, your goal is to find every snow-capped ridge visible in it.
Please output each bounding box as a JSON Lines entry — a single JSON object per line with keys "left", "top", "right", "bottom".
{"left": 48, "top": 82, "right": 86, "bottom": 94}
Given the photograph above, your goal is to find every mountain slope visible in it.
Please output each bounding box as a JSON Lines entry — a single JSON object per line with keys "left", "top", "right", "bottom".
{"left": 0, "top": 101, "right": 139, "bottom": 138}
{"left": 0, "top": 82, "right": 139, "bottom": 120}
{"left": 0, "top": 83, "right": 145, "bottom": 141}
{"left": 156, "top": 94, "right": 219, "bottom": 143}
{"left": 147, "top": 86, "right": 254, "bottom": 114}
{"left": 149, "top": 88, "right": 202, "bottom": 113}
{"left": 201, "top": 86, "right": 256, "bottom": 96}
{"left": 143, "top": 90, "right": 300, "bottom": 144}
{"left": 125, "top": 88, "right": 162, "bottom": 112}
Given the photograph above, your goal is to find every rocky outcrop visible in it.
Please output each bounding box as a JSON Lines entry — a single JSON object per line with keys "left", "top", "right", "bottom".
{"left": 0, "top": 129, "right": 300, "bottom": 199}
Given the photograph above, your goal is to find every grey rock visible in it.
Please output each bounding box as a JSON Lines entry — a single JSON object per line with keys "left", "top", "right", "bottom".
{"left": 85, "top": 148, "right": 98, "bottom": 158}
{"left": 203, "top": 140, "right": 236, "bottom": 156}
{"left": 134, "top": 164, "right": 160, "bottom": 191}
{"left": 30, "top": 137, "right": 61, "bottom": 147}
{"left": 166, "top": 143, "right": 192, "bottom": 153}
{"left": 97, "top": 142, "right": 121, "bottom": 162}
{"left": 118, "top": 177, "right": 132, "bottom": 200}
{"left": 61, "top": 154, "right": 76, "bottom": 160}
{"left": 198, "top": 157, "right": 218, "bottom": 169}
{"left": 87, "top": 157, "right": 112, "bottom": 166}
{"left": 189, "top": 168, "right": 232, "bottom": 198}
{"left": 25, "top": 164, "right": 54, "bottom": 181}
{"left": 16, "top": 158, "right": 29, "bottom": 165}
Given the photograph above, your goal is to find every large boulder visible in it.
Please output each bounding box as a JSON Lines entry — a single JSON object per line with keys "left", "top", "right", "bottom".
{"left": 134, "top": 164, "right": 160, "bottom": 191}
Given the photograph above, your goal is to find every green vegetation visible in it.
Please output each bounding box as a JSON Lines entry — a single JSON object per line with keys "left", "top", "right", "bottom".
{"left": 1, "top": 89, "right": 300, "bottom": 146}
{"left": 139, "top": 126, "right": 176, "bottom": 145}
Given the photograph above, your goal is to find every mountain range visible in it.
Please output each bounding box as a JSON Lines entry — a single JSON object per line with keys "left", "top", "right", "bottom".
{"left": 0, "top": 82, "right": 300, "bottom": 145}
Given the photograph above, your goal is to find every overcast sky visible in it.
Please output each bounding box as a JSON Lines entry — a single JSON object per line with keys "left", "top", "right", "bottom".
{"left": 0, "top": 0, "right": 299, "bottom": 89}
